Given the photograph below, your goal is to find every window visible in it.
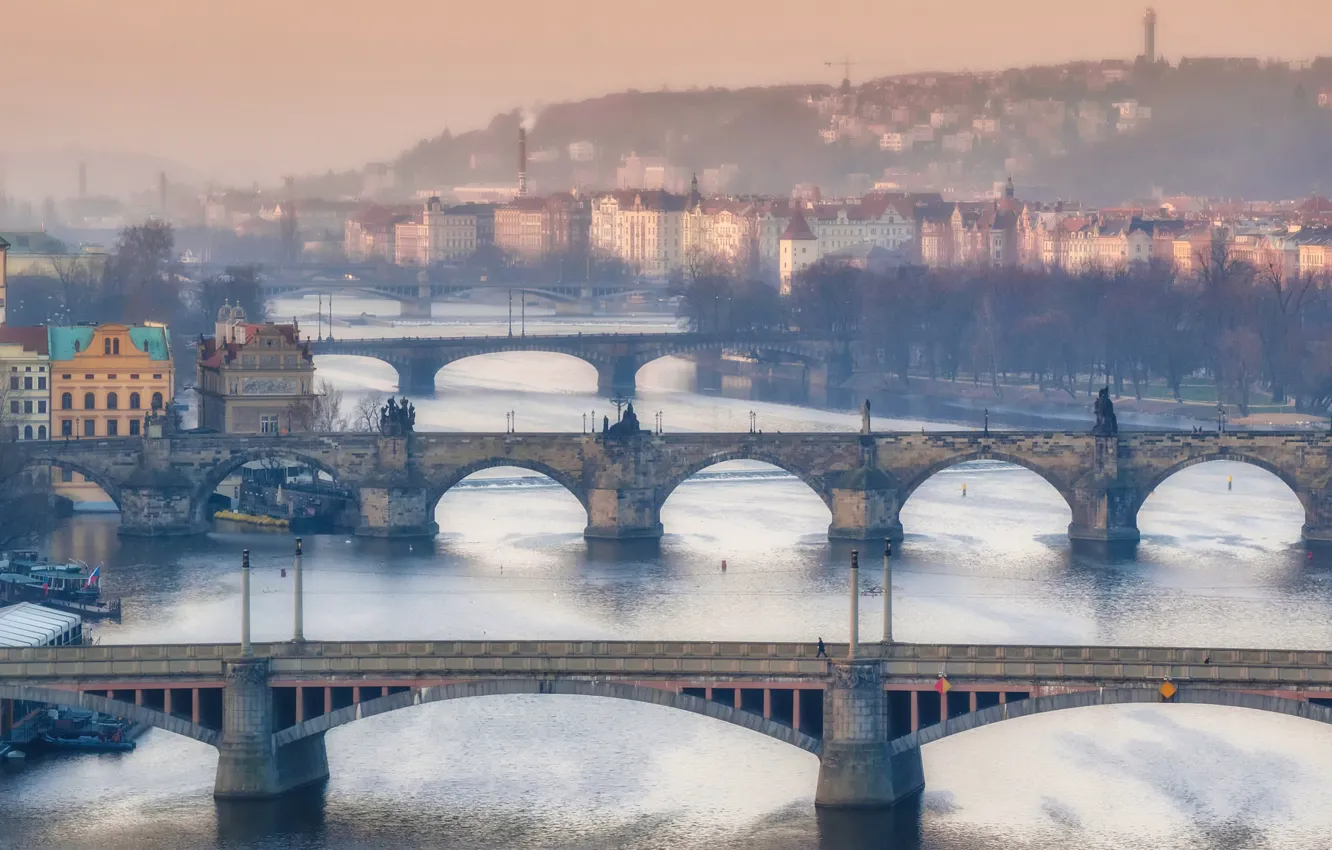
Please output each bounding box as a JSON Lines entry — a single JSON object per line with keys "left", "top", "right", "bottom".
{"left": 7, "top": 401, "right": 16, "bottom": 415}
{"left": 22, "top": 426, "right": 31, "bottom": 440}
{"left": 84, "top": 374, "right": 93, "bottom": 380}
{"left": 106, "top": 392, "right": 118, "bottom": 410}
{"left": 151, "top": 392, "right": 163, "bottom": 410}
{"left": 61, "top": 392, "right": 72, "bottom": 410}
{"left": 130, "top": 374, "right": 139, "bottom": 380}
{"left": 84, "top": 392, "right": 96, "bottom": 410}
{"left": 152, "top": 374, "right": 162, "bottom": 380}
{"left": 129, "top": 419, "right": 140, "bottom": 436}
{"left": 61, "top": 467, "right": 73, "bottom": 482}
{"left": 62, "top": 374, "right": 71, "bottom": 380}
{"left": 260, "top": 415, "right": 280, "bottom": 434}
{"left": 113, "top": 339, "right": 120, "bottom": 355}
{"left": 129, "top": 392, "right": 140, "bottom": 410}
{"left": 37, "top": 377, "right": 46, "bottom": 390}
{"left": 83, "top": 419, "right": 95, "bottom": 437}
{"left": 37, "top": 425, "right": 46, "bottom": 440}
{"left": 23, "top": 376, "right": 31, "bottom": 390}
{"left": 23, "top": 400, "right": 32, "bottom": 414}
{"left": 61, "top": 420, "right": 72, "bottom": 437}
{"left": 7, "top": 377, "right": 15, "bottom": 390}
{"left": 104, "top": 338, "right": 111, "bottom": 355}
{"left": 38, "top": 367, "right": 44, "bottom": 373}
{"left": 107, "top": 420, "right": 118, "bottom": 436}
{"left": 37, "top": 401, "right": 45, "bottom": 414}
{"left": 107, "top": 374, "right": 117, "bottom": 379}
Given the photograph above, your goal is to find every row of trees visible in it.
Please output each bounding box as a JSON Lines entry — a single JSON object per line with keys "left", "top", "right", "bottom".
{"left": 675, "top": 250, "right": 1332, "bottom": 415}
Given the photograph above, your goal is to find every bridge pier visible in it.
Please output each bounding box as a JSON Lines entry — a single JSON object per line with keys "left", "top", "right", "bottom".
{"left": 1067, "top": 436, "right": 1141, "bottom": 553}
{"left": 596, "top": 356, "right": 639, "bottom": 397}
{"left": 815, "top": 661, "right": 923, "bottom": 809}
{"left": 585, "top": 488, "right": 662, "bottom": 540}
{"left": 827, "top": 468, "right": 903, "bottom": 542}
{"left": 399, "top": 298, "right": 432, "bottom": 320}
{"left": 391, "top": 358, "right": 443, "bottom": 396}
{"left": 215, "top": 659, "right": 329, "bottom": 799}
{"left": 119, "top": 484, "right": 206, "bottom": 537}
{"left": 356, "top": 484, "right": 439, "bottom": 539}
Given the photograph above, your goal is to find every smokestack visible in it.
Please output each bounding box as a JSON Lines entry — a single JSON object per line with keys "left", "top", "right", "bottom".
{"left": 518, "top": 126, "right": 528, "bottom": 197}
{"left": 1143, "top": 7, "right": 1157, "bottom": 63}
{"left": 78, "top": 163, "right": 86, "bottom": 199}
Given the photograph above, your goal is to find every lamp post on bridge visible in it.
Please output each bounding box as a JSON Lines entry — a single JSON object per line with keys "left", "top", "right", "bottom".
{"left": 883, "top": 539, "right": 892, "bottom": 643}
{"left": 293, "top": 538, "right": 305, "bottom": 643}
{"left": 849, "top": 549, "right": 859, "bottom": 660}
{"left": 241, "top": 549, "right": 252, "bottom": 657}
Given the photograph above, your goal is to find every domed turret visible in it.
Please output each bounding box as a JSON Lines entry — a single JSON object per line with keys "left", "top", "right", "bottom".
{"left": 216, "top": 301, "right": 234, "bottom": 322}
{"left": 231, "top": 304, "right": 247, "bottom": 322}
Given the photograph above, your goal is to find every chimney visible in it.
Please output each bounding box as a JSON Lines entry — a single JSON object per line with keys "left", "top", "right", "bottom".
{"left": 1143, "top": 7, "right": 1157, "bottom": 63}
{"left": 518, "top": 126, "right": 528, "bottom": 197}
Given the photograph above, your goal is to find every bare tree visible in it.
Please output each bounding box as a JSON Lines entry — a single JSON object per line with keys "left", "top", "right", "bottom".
{"left": 0, "top": 388, "right": 57, "bottom": 549}
{"left": 350, "top": 391, "right": 385, "bottom": 432}
{"left": 287, "top": 379, "right": 346, "bottom": 432}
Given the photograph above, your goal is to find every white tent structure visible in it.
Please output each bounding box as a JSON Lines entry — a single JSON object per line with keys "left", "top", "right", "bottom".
{"left": 0, "top": 602, "right": 82, "bottom": 647}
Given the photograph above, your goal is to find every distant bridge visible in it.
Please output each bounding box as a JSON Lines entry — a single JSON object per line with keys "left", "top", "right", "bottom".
{"left": 310, "top": 332, "right": 852, "bottom": 394}
{"left": 3, "top": 639, "right": 1330, "bottom": 805}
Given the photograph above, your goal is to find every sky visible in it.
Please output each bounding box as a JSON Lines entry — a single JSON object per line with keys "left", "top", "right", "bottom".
{"left": 3, "top": 0, "right": 1331, "bottom": 189}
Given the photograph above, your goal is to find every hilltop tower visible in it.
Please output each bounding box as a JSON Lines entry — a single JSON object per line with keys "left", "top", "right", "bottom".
{"left": 1143, "top": 7, "right": 1157, "bottom": 63}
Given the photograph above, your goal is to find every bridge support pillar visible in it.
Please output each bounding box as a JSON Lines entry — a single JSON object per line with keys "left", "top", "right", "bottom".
{"left": 391, "top": 359, "right": 443, "bottom": 396}
{"left": 596, "top": 357, "right": 638, "bottom": 397}
{"left": 214, "top": 659, "right": 329, "bottom": 799}
{"left": 1068, "top": 485, "right": 1142, "bottom": 552}
{"left": 816, "top": 660, "right": 922, "bottom": 809}
{"left": 400, "top": 298, "right": 432, "bottom": 320}
{"left": 119, "top": 484, "right": 206, "bottom": 537}
{"left": 356, "top": 484, "right": 439, "bottom": 539}
{"left": 585, "top": 488, "right": 662, "bottom": 540}
{"left": 828, "top": 468, "right": 903, "bottom": 542}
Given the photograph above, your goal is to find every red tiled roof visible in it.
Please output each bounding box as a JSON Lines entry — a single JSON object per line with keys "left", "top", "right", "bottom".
{"left": 0, "top": 326, "right": 49, "bottom": 355}
{"left": 780, "top": 210, "right": 817, "bottom": 240}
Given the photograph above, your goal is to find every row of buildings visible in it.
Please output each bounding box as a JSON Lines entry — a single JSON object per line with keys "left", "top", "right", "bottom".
{"left": 343, "top": 184, "right": 1332, "bottom": 290}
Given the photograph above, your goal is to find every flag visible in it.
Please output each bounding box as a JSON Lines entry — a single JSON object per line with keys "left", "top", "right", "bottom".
{"left": 85, "top": 565, "right": 101, "bottom": 588}
{"left": 934, "top": 676, "right": 952, "bottom": 695}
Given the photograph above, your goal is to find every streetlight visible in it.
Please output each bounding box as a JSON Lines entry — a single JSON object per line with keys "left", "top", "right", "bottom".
{"left": 583, "top": 412, "right": 587, "bottom": 433}
{"left": 1217, "top": 404, "right": 1227, "bottom": 434}
{"left": 655, "top": 411, "right": 663, "bottom": 434}
{"left": 748, "top": 410, "right": 757, "bottom": 434}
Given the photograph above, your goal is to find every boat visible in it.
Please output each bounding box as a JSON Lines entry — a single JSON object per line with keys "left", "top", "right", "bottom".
{"left": 40, "top": 732, "right": 135, "bottom": 753}
{"left": 0, "top": 552, "right": 121, "bottom": 621}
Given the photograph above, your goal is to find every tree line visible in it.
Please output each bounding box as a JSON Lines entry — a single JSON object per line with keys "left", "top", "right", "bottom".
{"left": 675, "top": 250, "right": 1332, "bottom": 415}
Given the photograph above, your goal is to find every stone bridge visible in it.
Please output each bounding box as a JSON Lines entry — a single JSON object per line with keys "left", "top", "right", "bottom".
{"left": 3, "top": 640, "right": 1330, "bottom": 806}
{"left": 310, "top": 333, "right": 852, "bottom": 394}
{"left": 20, "top": 429, "right": 1332, "bottom": 547}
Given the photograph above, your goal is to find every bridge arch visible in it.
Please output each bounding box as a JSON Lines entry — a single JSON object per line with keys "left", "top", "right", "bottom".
{"left": 428, "top": 458, "right": 590, "bottom": 517}
{"left": 23, "top": 454, "right": 125, "bottom": 510}
{"left": 889, "top": 687, "right": 1332, "bottom": 755}
{"left": 0, "top": 684, "right": 219, "bottom": 747}
{"left": 272, "top": 679, "right": 821, "bottom": 756}
{"left": 898, "top": 451, "right": 1077, "bottom": 514}
{"left": 190, "top": 449, "right": 354, "bottom": 524}
{"left": 655, "top": 449, "right": 836, "bottom": 512}
{"left": 1131, "top": 453, "right": 1307, "bottom": 521}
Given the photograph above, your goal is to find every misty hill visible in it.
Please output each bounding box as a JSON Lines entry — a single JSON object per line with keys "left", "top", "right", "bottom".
{"left": 331, "top": 57, "right": 1332, "bottom": 203}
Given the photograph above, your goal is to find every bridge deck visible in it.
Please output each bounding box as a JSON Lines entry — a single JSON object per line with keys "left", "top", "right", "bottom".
{"left": 4, "top": 641, "right": 1331, "bottom": 690}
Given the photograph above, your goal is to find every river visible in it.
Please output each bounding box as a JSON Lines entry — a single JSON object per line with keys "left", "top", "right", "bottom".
{"left": 2, "top": 298, "right": 1331, "bottom": 850}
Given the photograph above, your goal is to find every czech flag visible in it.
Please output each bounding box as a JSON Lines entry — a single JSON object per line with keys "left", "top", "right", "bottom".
{"left": 85, "top": 565, "right": 101, "bottom": 588}
{"left": 934, "top": 675, "right": 952, "bottom": 695}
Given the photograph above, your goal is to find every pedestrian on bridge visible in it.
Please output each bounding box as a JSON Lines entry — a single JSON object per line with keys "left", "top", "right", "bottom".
{"left": 816, "top": 637, "right": 827, "bottom": 658}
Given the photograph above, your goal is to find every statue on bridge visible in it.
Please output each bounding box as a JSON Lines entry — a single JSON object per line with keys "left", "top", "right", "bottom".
{"left": 379, "top": 397, "right": 417, "bottom": 437}
{"left": 1092, "top": 387, "right": 1118, "bottom": 437}
{"left": 604, "top": 402, "right": 644, "bottom": 437}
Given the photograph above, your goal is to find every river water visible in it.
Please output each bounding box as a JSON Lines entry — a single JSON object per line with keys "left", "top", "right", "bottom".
{"left": 3, "top": 299, "right": 1332, "bottom": 850}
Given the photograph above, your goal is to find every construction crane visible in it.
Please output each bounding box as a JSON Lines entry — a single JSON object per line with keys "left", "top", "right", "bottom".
{"left": 824, "top": 57, "right": 861, "bottom": 91}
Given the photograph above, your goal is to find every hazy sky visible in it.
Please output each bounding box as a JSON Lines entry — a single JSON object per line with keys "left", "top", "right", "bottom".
{"left": 4, "top": 0, "right": 1330, "bottom": 186}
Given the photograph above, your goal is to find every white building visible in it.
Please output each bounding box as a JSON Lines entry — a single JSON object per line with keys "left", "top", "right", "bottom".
{"left": 778, "top": 210, "right": 819, "bottom": 294}
{"left": 0, "top": 327, "right": 51, "bottom": 441}
{"left": 590, "top": 190, "right": 687, "bottom": 278}
{"left": 879, "top": 132, "right": 910, "bottom": 152}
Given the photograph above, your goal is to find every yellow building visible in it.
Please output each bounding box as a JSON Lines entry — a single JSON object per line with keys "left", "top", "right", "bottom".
{"left": 196, "top": 305, "right": 316, "bottom": 434}
{"left": 49, "top": 323, "right": 174, "bottom": 510}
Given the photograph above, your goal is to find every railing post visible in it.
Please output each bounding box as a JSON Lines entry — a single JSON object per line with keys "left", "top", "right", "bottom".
{"left": 293, "top": 537, "right": 305, "bottom": 643}
{"left": 241, "top": 549, "right": 252, "bottom": 657}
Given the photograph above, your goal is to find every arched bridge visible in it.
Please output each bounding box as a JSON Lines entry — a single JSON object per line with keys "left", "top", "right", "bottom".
{"left": 3, "top": 640, "right": 1330, "bottom": 807}
{"left": 310, "top": 333, "right": 852, "bottom": 395}
{"left": 20, "top": 429, "right": 1332, "bottom": 548}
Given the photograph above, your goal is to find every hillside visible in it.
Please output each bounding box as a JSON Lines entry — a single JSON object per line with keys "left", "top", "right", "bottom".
{"left": 330, "top": 57, "right": 1332, "bottom": 203}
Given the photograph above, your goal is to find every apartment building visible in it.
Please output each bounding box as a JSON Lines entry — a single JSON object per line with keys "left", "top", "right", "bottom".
{"left": 0, "top": 327, "right": 50, "bottom": 441}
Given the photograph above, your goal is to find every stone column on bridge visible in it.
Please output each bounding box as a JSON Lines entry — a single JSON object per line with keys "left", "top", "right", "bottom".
{"left": 1067, "top": 435, "right": 1142, "bottom": 551}
{"left": 1300, "top": 485, "right": 1332, "bottom": 548}
{"left": 828, "top": 466, "right": 903, "bottom": 542}
{"left": 815, "top": 660, "right": 923, "bottom": 808}
{"left": 355, "top": 437, "right": 439, "bottom": 538}
{"left": 118, "top": 464, "right": 206, "bottom": 537}
{"left": 585, "top": 434, "right": 662, "bottom": 540}
{"left": 214, "top": 658, "right": 329, "bottom": 799}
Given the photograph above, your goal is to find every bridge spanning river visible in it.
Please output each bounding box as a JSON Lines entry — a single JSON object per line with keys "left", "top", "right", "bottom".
{"left": 310, "top": 332, "right": 850, "bottom": 395}
{"left": 3, "top": 638, "right": 1330, "bottom": 806}
{"left": 21, "top": 428, "right": 1332, "bottom": 548}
